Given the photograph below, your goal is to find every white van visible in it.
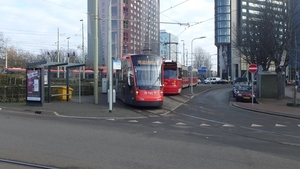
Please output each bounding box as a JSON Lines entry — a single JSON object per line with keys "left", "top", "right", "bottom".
{"left": 211, "top": 77, "right": 221, "bottom": 84}
{"left": 204, "top": 77, "right": 221, "bottom": 84}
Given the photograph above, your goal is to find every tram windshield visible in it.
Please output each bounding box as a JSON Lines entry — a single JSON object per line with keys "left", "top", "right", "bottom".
{"left": 164, "top": 68, "right": 177, "bottom": 79}
{"left": 131, "top": 55, "right": 162, "bottom": 89}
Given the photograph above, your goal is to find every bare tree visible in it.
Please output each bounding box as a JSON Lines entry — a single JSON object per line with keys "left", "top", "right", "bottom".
{"left": 193, "top": 47, "right": 212, "bottom": 77}
{"left": 6, "top": 46, "right": 28, "bottom": 68}
{"left": 233, "top": 0, "right": 300, "bottom": 99}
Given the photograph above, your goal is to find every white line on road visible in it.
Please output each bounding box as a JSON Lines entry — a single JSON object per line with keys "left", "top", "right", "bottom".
{"left": 251, "top": 124, "right": 263, "bottom": 127}
{"left": 275, "top": 124, "right": 287, "bottom": 127}
{"left": 176, "top": 122, "right": 186, "bottom": 125}
{"left": 200, "top": 123, "right": 210, "bottom": 127}
{"left": 223, "top": 124, "right": 234, "bottom": 127}
{"left": 128, "top": 120, "right": 138, "bottom": 123}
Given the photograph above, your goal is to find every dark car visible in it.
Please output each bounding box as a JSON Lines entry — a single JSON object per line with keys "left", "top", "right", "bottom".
{"left": 233, "top": 77, "right": 247, "bottom": 84}
{"left": 216, "top": 79, "right": 228, "bottom": 84}
{"left": 235, "top": 85, "right": 256, "bottom": 102}
{"left": 232, "top": 82, "right": 248, "bottom": 98}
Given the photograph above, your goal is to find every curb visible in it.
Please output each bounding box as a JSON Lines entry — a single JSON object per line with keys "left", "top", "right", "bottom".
{"left": 230, "top": 102, "right": 300, "bottom": 119}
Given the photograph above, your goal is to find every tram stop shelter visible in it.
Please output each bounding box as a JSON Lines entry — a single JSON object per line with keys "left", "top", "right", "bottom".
{"left": 25, "top": 61, "right": 85, "bottom": 106}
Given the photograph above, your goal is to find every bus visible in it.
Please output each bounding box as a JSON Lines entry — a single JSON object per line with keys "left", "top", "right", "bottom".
{"left": 163, "top": 60, "right": 183, "bottom": 94}
{"left": 116, "top": 54, "right": 164, "bottom": 107}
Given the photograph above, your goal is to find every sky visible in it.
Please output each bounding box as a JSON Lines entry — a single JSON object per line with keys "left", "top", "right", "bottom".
{"left": 0, "top": 0, "right": 217, "bottom": 70}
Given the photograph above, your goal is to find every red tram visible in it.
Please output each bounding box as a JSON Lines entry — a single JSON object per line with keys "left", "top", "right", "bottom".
{"left": 116, "top": 54, "right": 164, "bottom": 107}
{"left": 163, "top": 60, "right": 183, "bottom": 94}
{"left": 163, "top": 60, "right": 198, "bottom": 94}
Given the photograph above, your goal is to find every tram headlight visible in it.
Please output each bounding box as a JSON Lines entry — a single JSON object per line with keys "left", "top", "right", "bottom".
{"left": 135, "top": 90, "right": 139, "bottom": 95}
{"left": 172, "top": 81, "right": 176, "bottom": 86}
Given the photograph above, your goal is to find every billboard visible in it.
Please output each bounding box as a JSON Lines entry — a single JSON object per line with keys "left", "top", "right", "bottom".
{"left": 26, "top": 68, "right": 42, "bottom": 102}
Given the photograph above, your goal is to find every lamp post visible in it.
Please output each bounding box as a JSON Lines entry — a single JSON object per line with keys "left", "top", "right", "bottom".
{"left": 67, "top": 37, "right": 70, "bottom": 63}
{"left": 80, "top": 19, "right": 85, "bottom": 79}
{"left": 190, "top": 36, "right": 206, "bottom": 94}
{"left": 64, "top": 37, "right": 70, "bottom": 78}
{"left": 209, "top": 54, "right": 217, "bottom": 85}
{"left": 185, "top": 49, "right": 188, "bottom": 66}
{"left": 181, "top": 40, "right": 185, "bottom": 65}
{"left": 57, "top": 28, "right": 60, "bottom": 78}
{"left": 108, "top": 0, "right": 113, "bottom": 112}
{"left": 94, "top": 0, "right": 99, "bottom": 104}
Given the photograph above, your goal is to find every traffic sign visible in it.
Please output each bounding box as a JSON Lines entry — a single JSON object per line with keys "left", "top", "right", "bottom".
{"left": 198, "top": 66, "right": 206, "bottom": 73}
{"left": 248, "top": 63, "right": 257, "bottom": 73}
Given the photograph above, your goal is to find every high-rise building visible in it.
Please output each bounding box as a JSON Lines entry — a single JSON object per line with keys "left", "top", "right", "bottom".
{"left": 215, "top": 0, "right": 296, "bottom": 80}
{"left": 215, "top": 0, "right": 233, "bottom": 79}
{"left": 87, "top": 0, "right": 160, "bottom": 68}
{"left": 159, "top": 30, "right": 178, "bottom": 62}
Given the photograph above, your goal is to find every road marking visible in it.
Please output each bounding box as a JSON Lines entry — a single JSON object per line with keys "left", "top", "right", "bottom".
{"left": 275, "top": 124, "right": 287, "bottom": 127}
{"left": 298, "top": 124, "right": 300, "bottom": 127}
{"left": 251, "top": 124, "right": 263, "bottom": 127}
{"left": 152, "top": 121, "right": 162, "bottom": 124}
{"left": 128, "top": 120, "right": 138, "bottom": 123}
{"left": 223, "top": 124, "right": 234, "bottom": 127}
{"left": 176, "top": 122, "right": 186, "bottom": 125}
{"left": 107, "top": 118, "right": 115, "bottom": 121}
{"left": 200, "top": 123, "right": 210, "bottom": 127}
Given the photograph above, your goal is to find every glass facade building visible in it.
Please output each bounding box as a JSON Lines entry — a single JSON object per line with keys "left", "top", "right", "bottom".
{"left": 215, "top": 0, "right": 232, "bottom": 79}
{"left": 159, "top": 30, "right": 178, "bottom": 62}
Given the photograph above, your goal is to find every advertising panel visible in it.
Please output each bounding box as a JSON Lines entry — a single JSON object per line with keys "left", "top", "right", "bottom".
{"left": 26, "top": 68, "right": 42, "bottom": 101}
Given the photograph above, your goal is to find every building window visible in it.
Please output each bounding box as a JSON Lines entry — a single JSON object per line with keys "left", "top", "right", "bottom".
{"left": 123, "top": 32, "right": 128, "bottom": 41}
{"left": 123, "top": 45, "right": 128, "bottom": 54}
{"left": 123, "top": 20, "right": 129, "bottom": 29}
{"left": 216, "top": 0, "right": 230, "bottom": 6}
{"left": 123, "top": 7, "right": 128, "bottom": 16}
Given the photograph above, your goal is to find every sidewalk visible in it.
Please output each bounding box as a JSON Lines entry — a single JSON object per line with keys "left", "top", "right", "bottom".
{"left": 0, "top": 85, "right": 299, "bottom": 119}
{"left": 232, "top": 85, "right": 300, "bottom": 119}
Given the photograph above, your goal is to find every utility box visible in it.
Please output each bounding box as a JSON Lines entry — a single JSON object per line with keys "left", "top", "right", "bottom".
{"left": 57, "top": 86, "right": 73, "bottom": 100}
{"left": 257, "top": 72, "right": 284, "bottom": 98}
{"left": 107, "top": 89, "right": 116, "bottom": 103}
{"left": 102, "top": 78, "right": 108, "bottom": 93}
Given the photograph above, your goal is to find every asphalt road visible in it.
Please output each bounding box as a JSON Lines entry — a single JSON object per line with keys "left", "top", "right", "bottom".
{"left": 1, "top": 86, "right": 300, "bottom": 168}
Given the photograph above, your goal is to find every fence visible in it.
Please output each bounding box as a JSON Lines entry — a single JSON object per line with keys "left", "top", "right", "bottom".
{"left": 0, "top": 74, "right": 94, "bottom": 102}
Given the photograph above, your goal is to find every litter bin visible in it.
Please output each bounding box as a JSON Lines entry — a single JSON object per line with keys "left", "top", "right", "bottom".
{"left": 57, "top": 86, "right": 73, "bottom": 100}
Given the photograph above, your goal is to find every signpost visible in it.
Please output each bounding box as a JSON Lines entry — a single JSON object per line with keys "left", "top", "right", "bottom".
{"left": 248, "top": 63, "right": 257, "bottom": 105}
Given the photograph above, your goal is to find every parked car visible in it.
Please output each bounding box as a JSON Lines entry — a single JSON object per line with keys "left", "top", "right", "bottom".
{"left": 233, "top": 77, "right": 247, "bottom": 84}
{"left": 235, "top": 85, "right": 256, "bottom": 102}
{"left": 211, "top": 77, "right": 221, "bottom": 84}
{"left": 216, "top": 79, "right": 229, "bottom": 84}
{"left": 232, "top": 82, "right": 248, "bottom": 97}
{"left": 204, "top": 77, "right": 211, "bottom": 84}
{"left": 197, "top": 78, "right": 202, "bottom": 84}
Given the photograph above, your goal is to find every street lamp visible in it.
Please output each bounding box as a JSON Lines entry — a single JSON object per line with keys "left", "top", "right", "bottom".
{"left": 64, "top": 37, "right": 70, "bottom": 78}
{"left": 209, "top": 54, "right": 217, "bottom": 85}
{"left": 185, "top": 49, "right": 188, "bottom": 66}
{"left": 181, "top": 40, "right": 185, "bottom": 65}
{"left": 190, "top": 36, "right": 206, "bottom": 66}
{"left": 67, "top": 37, "right": 70, "bottom": 63}
{"left": 190, "top": 36, "right": 206, "bottom": 94}
{"left": 108, "top": 0, "right": 113, "bottom": 112}
{"left": 80, "top": 19, "right": 85, "bottom": 79}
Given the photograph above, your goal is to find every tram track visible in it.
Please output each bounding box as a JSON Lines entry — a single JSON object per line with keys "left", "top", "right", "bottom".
{"left": 0, "top": 158, "right": 57, "bottom": 169}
